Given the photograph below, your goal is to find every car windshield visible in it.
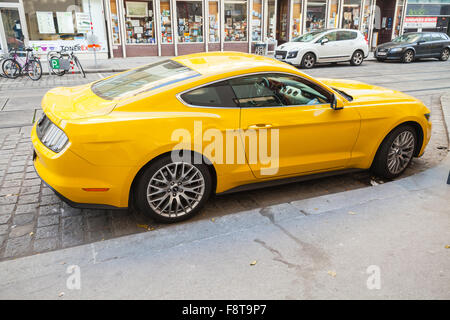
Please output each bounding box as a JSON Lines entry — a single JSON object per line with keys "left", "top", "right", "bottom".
{"left": 292, "top": 30, "right": 327, "bottom": 42}
{"left": 392, "top": 34, "right": 421, "bottom": 43}
{"left": 91, "top": 60, "right": 200, "bottom": 100}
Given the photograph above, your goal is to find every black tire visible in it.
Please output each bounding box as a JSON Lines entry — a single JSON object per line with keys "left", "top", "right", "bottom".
{"left": 401, "top": 49, "right": 414, "bottom": 63}
{"left": 135, "top": 155, "right": 213, "bottom": 223}
{"left": 350, "top": 50, "right": 364, "bottom": 66}
{"left": 376, "top": 58, "right": 385, "bottom": 62}
{"left": 2, "top": 58, "right": 21, "bottom": 79}
{"left": 73, "top": 56, "right": 85, "bottom": 78}
{"left": 27, "top": 59, "right": 42, "bottom": 81}
{"left": 439, "top": 48, "right": 449, "bottom": 61}
{"left": 371, "top": 125, "right": 417, "bottom": 179}
{"left": 301, "top": 52, "right": 316, "bottom": 69}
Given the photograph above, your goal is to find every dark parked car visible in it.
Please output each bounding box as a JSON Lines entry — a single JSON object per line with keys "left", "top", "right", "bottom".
{"left": 375, "top": 32, "right": 450, "bottom": 63}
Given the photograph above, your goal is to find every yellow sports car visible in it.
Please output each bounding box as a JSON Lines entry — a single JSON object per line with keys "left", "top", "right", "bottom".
{"left": 31, "top": 52, "right": 431, "bottom": 222}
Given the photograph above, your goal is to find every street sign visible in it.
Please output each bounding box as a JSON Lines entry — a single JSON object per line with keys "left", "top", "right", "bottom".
{"left": 50, "top": 58, "right": 60, "bottom": 69}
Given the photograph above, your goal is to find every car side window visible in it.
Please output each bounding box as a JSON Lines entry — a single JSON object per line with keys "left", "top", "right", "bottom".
{"left": 318, "top": 31, "right": 337, "bottom": 42}
{"left": 431, "top": 34, "right": 442, "bottom": 41}
{"left": 440, "top": 33, "right": 449, "bottom": 40}
{"left": 420, "top": 34, "right": 432, "bottom": 42}
{"left": 337, "top": 31, "right": 357, "bottom": 41}
{"left": 229, "top": 73, "right": 331, "bottom": 108}
{"left": 180, "top": 80, "right": 238, "bottom": 108}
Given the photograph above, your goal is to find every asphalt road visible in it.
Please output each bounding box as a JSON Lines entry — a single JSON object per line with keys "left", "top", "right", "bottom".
{"left": 0, "top": 58, "right": 448, "bottom": 261}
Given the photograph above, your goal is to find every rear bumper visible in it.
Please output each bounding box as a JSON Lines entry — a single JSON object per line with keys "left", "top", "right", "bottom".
{"left": 31, "top": 123, "right": 130, "bottom": 208}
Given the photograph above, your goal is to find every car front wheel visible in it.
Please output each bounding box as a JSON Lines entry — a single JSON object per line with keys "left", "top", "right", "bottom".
{"left": 350, "top": 50, "right": 364, "bottom": 66}
{"left": 371, "top": 125, "right": 417, "bottom": 179}
{"left": 135, "top": 156, "right": 212, "bottom": 223}
{"left": 440, "top": 48, "right": 450, "bottom": 61}
{"left": 301, "top": 52, "right": 316, "bottom": 69}
{"left": 402, "top": 50, "right": 414, "bottom": 63}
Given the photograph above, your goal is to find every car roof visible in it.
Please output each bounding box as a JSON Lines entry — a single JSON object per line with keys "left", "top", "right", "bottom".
{"left": 171, "top": 51, "right": 291, "bottom": 76}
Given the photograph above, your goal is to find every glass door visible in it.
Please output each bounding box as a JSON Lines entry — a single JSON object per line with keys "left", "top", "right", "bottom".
{"left": 0, "top": 4, "right": 28, "bottom": 54}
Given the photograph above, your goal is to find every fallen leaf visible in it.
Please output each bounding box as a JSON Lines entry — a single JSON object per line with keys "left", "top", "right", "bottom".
{"left": 211, "top": 218, "right": 215, "bottom": 222}
{"left": 250, "top": 260, "right": 257, "bottom": 266}
{"left": 328, "top": 271, "right": 337, "bottom": 277}
{"left": 148, "top": 227, "right": 155, "bottom": 231}
{"left": 29, "top": 232, "right": 34, "bottom": 236}
{"left": 348, "top": 211, "right": 357, "bottom": 215}
{"left": 445, "top": 245, "right": 450, "bottom": 249}
{"left": 58, "top": 292, "right": 64, "bottom": 297}
{"left": 137, "top": 224, "right": 149, "bottom": 230}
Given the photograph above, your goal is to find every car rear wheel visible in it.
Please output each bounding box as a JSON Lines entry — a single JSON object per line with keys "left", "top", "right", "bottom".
{"left": 439, "top": 48, "right": 450, "bottom": 61}
{"left": 402, "top": 50, "right": 414, "bottom": 63}
{"left": 135, "top": 155, "right": 212, "bottom": 223}
{"left": 301, "top": 52, "right": 316, "bottom": 69}
{"left": 371, "top": 125, "right": 417, "bottom": 179}
{"left": 350, "top": 50, "right": 364, "bottom": 66}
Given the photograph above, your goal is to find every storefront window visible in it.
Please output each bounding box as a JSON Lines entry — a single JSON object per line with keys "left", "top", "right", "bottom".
{"left": 252, "top": 0, "right": 262, "bottom": 41}
{"left": 291, "top": 0, "right": 302, "bottom": 39}
{"left": 224, "top": 0, "right": 247, "bottom": 42}
{"left": 23, "top": 0, "right": 108, "bottom": 53}
{"left": 110, "top": 0, "right": 121, "bottom": 45}
{"left": 124, "top": 0, "right": 156, "bottom": 44}
{"left": 265, "top": 0, "right": 276, "bottom": 41}
{"left": 160, "top": 0, "right": 172, "bottom": 43}
{"left": 176, "top": 0, "right": 203, "bottom": 43}
{"left": 393, "top": 0, "right": 405, "bottom": 38}
{"left": 209, "top": 0, "right": 219, "bottom": 42}
{"left": 305, "top": 0, "right": 326, "bottom": 32}
{"left": 342, "top": 0, "right": 362, "bottom": 30}
{"left": 328, "top": 0, "right": 339, "bottom": 28}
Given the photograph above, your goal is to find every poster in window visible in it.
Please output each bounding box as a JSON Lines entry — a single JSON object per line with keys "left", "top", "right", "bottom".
{"left": 76, "top": 12, "right": 91, "bottom": 33}
{"left": 56, "top": 12, "right": 74, "bottom": 33}
{"left": 126, "top": 1, "right": 148, "bottom": 18}
{"left": 36, "top": 11, "right": 56, "bottom": 34}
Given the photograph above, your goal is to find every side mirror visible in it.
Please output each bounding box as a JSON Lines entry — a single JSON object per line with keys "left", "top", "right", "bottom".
{"left": 321, "top": 38, "right": 329, "bottom": 45}
{"left": 331, "top": 95, "right": 344, "bottom": 110}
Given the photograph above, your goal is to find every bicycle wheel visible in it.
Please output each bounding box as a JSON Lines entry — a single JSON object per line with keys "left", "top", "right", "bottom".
{"left": 73, "top": 55, "right": 85, "bottom": 78}
{"left": 2, "top": 59, "right": 21, "bottom": 79}
{"left": 27, "top": 59, "right": 42, "bottom": 81}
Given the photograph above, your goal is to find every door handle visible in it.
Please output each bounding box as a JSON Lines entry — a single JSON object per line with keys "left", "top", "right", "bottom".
{"left": 248, "top": 123, "right": 273, "bottom": 129}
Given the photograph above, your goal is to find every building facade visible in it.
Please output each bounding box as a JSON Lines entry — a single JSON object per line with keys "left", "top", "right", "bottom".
{"left": 1, "top": 0, "right": 449, "bottom": 58}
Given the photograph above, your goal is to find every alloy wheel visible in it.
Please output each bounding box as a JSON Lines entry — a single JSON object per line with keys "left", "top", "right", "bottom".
{"left": 441, "top": 49, "right": 449, "bottom": 61}
{"left": 403, "top": 50, "right": 414, "bottom": 63}
{"left": 352, "top": 51, "right": 363, "bottom": 65}
{"left": 303, "top": 53, "right": 315, "bottom": 68}
{"left": 387, "top": 131, "right": 415, "bottom": 175}
{"left": 146, "top": 162, "right": 205, "bottom": 218}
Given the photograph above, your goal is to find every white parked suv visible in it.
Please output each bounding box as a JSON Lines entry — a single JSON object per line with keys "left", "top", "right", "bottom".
{"left": 274, "top": 29, "right": 369, "bottom": 68}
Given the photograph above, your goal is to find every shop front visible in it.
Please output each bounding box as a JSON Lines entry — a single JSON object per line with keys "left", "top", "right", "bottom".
{"left": 404, "top": 0, "right": 450, "bottom": 36}
{"left": 0, "top": 0, "right": 109, "bottom": 59}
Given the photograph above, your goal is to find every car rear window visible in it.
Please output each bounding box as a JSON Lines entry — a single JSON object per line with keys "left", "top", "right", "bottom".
{"left": 91, "top": 60, "right": 200, "bottom": 100}
{"left": 180, "top": 80, "right": 238, "bottom": 108}
{"left": 337, "top": 31, "right": 357, "bottom": 41}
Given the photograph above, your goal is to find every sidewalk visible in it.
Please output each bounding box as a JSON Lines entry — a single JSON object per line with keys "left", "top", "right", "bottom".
{"left": 77, "top": 52, "right": 377, "bottom": 74}
{"left": 0, "top": 93, "right": 447, "bottom": 299}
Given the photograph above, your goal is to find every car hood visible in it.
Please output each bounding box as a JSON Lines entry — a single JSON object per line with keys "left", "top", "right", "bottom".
{"left": 41, "top": 84, "right": 117, "bottom": 123}
{"left": 318, "top": 78, "right": 417, "bottom": 103}
{"left": 276, "top": 41, "right": 312, "bottom": 51}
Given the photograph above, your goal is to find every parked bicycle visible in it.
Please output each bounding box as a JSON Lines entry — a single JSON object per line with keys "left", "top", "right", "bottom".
{"left": 47, "top": 49, "right": 85, "bottom": 78}
{"left": 2, "top": 47, "right": 42, "bottom": 81}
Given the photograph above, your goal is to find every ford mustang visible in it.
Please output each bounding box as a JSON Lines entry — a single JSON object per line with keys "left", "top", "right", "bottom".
{"left": 31, "top": 52, "right": 431, "bottom": 222}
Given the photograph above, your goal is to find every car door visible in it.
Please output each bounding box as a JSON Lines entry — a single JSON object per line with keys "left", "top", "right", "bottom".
{"left": 415, "top": 33, "right": 432, "bottom": 57}
{"left": 336, "top": 31, "right": 357, "bottom": 60}
{"left": 316, "top": 31, "right": 339, "bottom": 61}
{"left": 430, "top": 33, "right": 445, "bottom": 56}
{"left": 233, "top": 73, "right": 361, "bottom": 178}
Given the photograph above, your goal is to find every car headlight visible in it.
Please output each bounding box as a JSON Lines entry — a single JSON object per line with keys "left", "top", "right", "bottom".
{"left": 36, "top": 115, "right": 69, "bottom": 153}
{"left": 389, "top": 47, "right": 404, "bottom": 53}
{"left": 287, "top": 51, "right": 298, "bottom": 58}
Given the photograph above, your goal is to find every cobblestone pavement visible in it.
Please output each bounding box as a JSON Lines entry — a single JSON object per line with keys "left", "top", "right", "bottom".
{"left": 0, "top": 59, "right": 448, "bottom": 261}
